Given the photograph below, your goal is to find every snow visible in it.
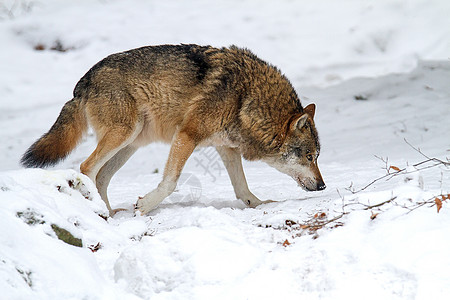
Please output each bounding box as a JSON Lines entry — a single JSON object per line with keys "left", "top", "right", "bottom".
{"left": 1, "top": 0, "right": 450, "bottom": 299}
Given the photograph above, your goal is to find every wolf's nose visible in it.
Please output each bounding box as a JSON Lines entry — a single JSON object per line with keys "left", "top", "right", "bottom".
{"left": 317, "top": 182, "right": 326, "bottom": 190}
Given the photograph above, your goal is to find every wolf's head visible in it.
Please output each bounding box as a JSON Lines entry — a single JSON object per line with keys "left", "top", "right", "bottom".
{"left": 263, "top": 103, "right": 325, "bottom": 191}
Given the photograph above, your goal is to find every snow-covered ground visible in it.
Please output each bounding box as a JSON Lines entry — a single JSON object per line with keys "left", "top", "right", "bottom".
{"left": 1, "top": 0, "right": 449, "bottom": 299}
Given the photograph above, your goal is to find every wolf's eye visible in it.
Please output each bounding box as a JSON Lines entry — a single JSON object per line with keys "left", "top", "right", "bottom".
{"left": 306, "top": 154, "right": 313, "bottom": 161}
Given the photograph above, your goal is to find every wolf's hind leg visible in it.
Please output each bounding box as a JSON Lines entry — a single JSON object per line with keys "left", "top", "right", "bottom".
{"left": 81, "top": 124, "right": 142, "bottom": 215}
{"left": 95, "top": 145, "right": 137, "bottom": 215}
{"left": 216, "top": 146, "right": 272, "bottom": 208}
{"left": 136, "top": 131, "right": 196, "bottom": 214}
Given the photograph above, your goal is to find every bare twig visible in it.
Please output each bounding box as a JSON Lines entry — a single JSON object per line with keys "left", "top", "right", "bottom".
{"left": 350, "top": 141, "right": 448, "bottom": 194}
{"left": 404, "top": 138, "right": 450, "bottom": 167}
{"left": 344, "top": 196, "right": 398, "bottom": 210}
{"left": 301, "top": 212, "right": 347, "bottom": 232}
{"left": 374, "top": 155, "right": 390, "bottom": 173}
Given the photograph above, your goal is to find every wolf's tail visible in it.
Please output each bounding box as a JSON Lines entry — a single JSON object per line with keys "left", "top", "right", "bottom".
{"left": 21, "top": 98, "right": 88, "bottom": 168}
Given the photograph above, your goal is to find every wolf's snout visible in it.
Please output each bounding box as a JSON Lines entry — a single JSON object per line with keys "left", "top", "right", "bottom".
{"left": 317, "top": 181, "right": 326, "bottom": 191}
{"left": 304, "top": 181, "right": 326, "bottom": 191}
{"left": 298, "top": 177, "right": 326, "bottom": 191}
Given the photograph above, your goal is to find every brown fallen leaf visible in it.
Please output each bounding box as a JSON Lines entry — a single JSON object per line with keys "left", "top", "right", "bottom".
{"left": 282, "top": 239, "right": 291, "bottom": 247}
{"left": 435, "top": 198, "right": 443, "bottom": 213}
{"left": 313, "top": 212, "right": 327, "bottom": 219}
{"left": 88, "top": 242, "right": 102, "bottom": 252}
{"left": 285, "top": 219, "right": 297, "bottom": 227}
{"left": 389, "top": 165, "right": 401, "bottom": 172}
{"left": 370, "top": 211, "right": 379, "bottom": 220}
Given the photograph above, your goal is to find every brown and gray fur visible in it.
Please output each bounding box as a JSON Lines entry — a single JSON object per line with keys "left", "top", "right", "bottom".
{"left": 21, "top": 44, "right": 325, "bottom": 216}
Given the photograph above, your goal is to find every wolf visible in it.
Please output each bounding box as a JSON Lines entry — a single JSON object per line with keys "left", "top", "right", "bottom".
{"left": 21, "top": 44, "right": 325, "bottom": 216}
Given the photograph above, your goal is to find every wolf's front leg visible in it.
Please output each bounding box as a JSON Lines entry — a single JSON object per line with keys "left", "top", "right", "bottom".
{"left": 136, "top": 131, "right": 196, "bottom": 214}
{"left": 216, "top": 146, "right": 273, "bottom": 208}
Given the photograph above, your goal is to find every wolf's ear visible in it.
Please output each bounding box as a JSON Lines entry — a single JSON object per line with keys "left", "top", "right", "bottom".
{"left": 293, "top": 114, "right": 309, "bottom": 131}
{"left": 303, "top": 103, "right": 316, "bottom": 119}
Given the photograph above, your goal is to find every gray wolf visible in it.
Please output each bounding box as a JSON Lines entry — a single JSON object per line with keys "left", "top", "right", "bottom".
{"left": 21, "top": 44, "right": 325, "bottom": 216}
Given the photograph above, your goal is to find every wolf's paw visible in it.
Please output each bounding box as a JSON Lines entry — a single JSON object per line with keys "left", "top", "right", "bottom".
{"left": 238, "top": 191, "right": 274, "bottom": 208}
{"left": 135, "top": 195, "right": 161, "bottom": 215}
{"left": 244, "top": 198, "right": 276, "bottom": 208}
{"left": 135, "top": 196, "right": 151, "bottom": 215}
{"left": 135, "top": 182, "right": 175, "bottom": 215}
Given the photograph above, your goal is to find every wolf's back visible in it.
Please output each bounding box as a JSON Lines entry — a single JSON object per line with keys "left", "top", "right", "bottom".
{"left": 21, "top": 98, "right": 87, "bottom": 168}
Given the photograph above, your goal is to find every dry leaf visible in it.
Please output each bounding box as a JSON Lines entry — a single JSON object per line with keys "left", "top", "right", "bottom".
{"left": 313, "top": 212, "right": 327, "bottom": 219}
{"left": 435, "top": 198, "right": 443, "bottom": 213}
{"left": 282, "top": 239, "right": 291, "bottom": 247}
{"left": 88, "top": 242, "right": 102, "bottom": 252}
{"left": 370, "top": 211, "right": 379, "bottom": 220}
{"left": 285, "top": 219, "right": 297, "bottom": 227}
{"left": 389, "top": 165, "right": 401, "bottom": 172}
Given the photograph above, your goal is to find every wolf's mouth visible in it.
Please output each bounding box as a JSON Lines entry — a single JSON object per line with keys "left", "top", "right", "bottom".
{"left": 296, "top": 177, "right": 308, "bottom": 191}
{"left": 296, "top": 176, "right": 317, "bottom": 191}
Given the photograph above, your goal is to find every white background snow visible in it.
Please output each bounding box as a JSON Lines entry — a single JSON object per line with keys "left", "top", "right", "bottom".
{"left": 1, "top": 0, "right": 449, "bottom": 299}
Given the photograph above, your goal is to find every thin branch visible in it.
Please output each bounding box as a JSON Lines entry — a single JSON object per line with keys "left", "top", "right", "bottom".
{"left": 296, "top": 212, "right": 348, "bottom": 234}
{"left": 350, "top": 141, "right": 448, "bottom": 194}
{"left": 404, "top": 138, "right": 450, "bottom": 167}
{"left": 344, "top": 196, "right": 397, "bottom": 210}
{"left": 374, "top": 155, "right": 389, "bottom": 173}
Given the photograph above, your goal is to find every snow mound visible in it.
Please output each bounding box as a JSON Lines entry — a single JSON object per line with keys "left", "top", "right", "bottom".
{"left": 0, "top": 169, "right": 137, "bottom": 299}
